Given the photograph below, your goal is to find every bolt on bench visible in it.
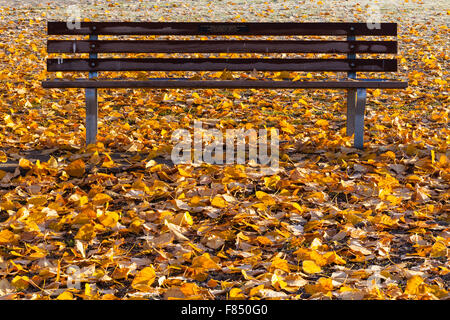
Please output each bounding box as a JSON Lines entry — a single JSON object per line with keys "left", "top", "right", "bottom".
{"left": 42, "top": 22, "right": 408, "bottom": 149}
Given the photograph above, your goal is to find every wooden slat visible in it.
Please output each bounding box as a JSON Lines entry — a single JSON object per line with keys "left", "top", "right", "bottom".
{"left": 47, "top": 58, "right": 397, "bottom": 72}
{"left": 42, "top": 79, "right": 408, "bottom": 89}
{"left": 48, "top": 40, "right": 398, "bottom": 54}
{"left": 47, "top": 22, "right": 397, "bottom": 36}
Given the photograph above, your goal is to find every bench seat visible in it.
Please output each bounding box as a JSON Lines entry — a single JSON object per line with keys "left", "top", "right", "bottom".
{"left": 42, "top": 79, "right": 408, "bottom": 89}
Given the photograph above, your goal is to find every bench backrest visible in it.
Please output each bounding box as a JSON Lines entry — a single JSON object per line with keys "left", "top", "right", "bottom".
{"left": 46, "top": 22, "right": 398, "bottom": 76}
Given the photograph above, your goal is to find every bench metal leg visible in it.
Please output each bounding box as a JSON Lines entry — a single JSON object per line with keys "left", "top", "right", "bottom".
{"left": 346, "top": 88, "right": 356, "bottom": 136}
{"left": 86, "top": 34, "right": 98, "bottom": 146}
{"left": 354, "top": 88, "right": 366, "bottom": 149}
{"left": 85, "top": 88, "right": 98, "bottom": 145}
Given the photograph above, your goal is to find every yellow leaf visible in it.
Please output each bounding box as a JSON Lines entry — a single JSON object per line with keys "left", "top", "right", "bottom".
{"left": 302, "top": 260, "right": 322, "bottom": 274}
{"left": 249, "top": 284, "right": 265, "bottom": 297}
{"left": 85, "top": 283, "right": 95, "bottom": 297}
{"left": 270, "top": 257, "right": 290, "bottom": 273}
{"left": 323, "top": 251, "right": 346, "bottom": 265}
{"left": 89, "top": 151, "right": 101, "bottom": 165}
{"left": 0, "top": 200, "right": 15, "bottom": 211}
{"left": 264, "top": 175, "right": 280, "bottom": 189}
{"left": 191, "top": 253, "right": 220, "bottom": 270}
{"left": 75, "top": 223, "right": 96, "bottom": 241}
{"left": 132, "top": 178, "right": 149, "bottom": 192}
{"left": 406, "top": 174, "right": 422, "bottom": 183}
{"left": 207, "top": 279, "right": 219, "bottom": 288}
{"left": 379, "top": 214, "right": 398, "bottom": 226}
{"left": 295, "top": 248, "right": 327, "bottom": 266}
{"left": 404, "top": 276, "right": 424, "bottom": 295}
{"left": 306, "top": 191, "right": 326, "bottom": 203}
{"left": 430, "top": 241, "right": 447, "bottom": 258}
{"left": 271, "top": 271, "right": 288, "bottom": 290}
{"left": 189, "top": 195, "right": 202, "bottom": 207}
{"left": 381, "top": 151, "right": 396, "bottom": 160}
{"left": 0, "top": 229, "right": 17, "bottom": 245}
{"left": 19, "top": 158, "right": 32, "bottom": 169}
{"left": 164, "top": 220, "right": 189, "bottom": 241}
{"left": 211, "top": 195, "right": 227, "bottom": 208}
{"left": 229, "top": 287, "right": 246, "bottom": 299}
{"left": 438, "top": 154, "right": 448, "bottom": 167}
{"left": 276, "top": 71, "right": 291, "bottom": 79}
{"left": 305, "top": 277, "right": 333, "bottom": 295}
{"left": 4, "top": 114, "right": 15, "bottom": 128}
{"left": 224, "top": 166, "right": 247, "bottom": 178}
{"left": 298, "top": 98, "right": 308, "bottom": 106}
{"left": 426, "top": 284, "right": 449, "bottom": 299}
{"left": 173, "top": 212, "right": 193, "bottom": 226}
{"left": 280, "top": 120, "right": 296, "bottom": 134}
{"left": 178, "top": 167, "right": 192, "bottom": 177}
{"left": 111, "top": 267, "right": 130, "bottom": 280}
{"left": 219, "top": 70, "right": 233, "bottom": 80}
{"left": 101, "top": 153, "right": 115, "bottom": 168}
{"left": 92, "top": 193, "right": 112, "bottom": 206}
{"left": 27, "top": 196, "right": 47, "bottom": 207}
{"left": 65, "top": 159, "right": 85, "bottom": 178}
{"left": 131, "top": 267, "right": 156, "bottom": 291}
{"left": 256, "top": 236, "right": 273, "bottom": 246}
{"left": 0, "top": 151, "right": 7, "bottom": 163}
{"left": 180, "top": 282, "right": 201, "bottom": 297}
{"left": 47, "top": 156, "right": 58, "bottom": 169}
{"left": 315, "top": 119, "right": 329, "bottom": 128}
{"left": 56, "top": 291, "right": 74, "bottom": 300}
{"left": 317, "top": 277, "right": 333, "bottom": 292}
{"left": 11, "top": 276, "right": 29, "bottom": 291}
{"left": 289, "top": 202, "right": 305, "bottom": 213}
{"left": 98, "top": 211, "right": 119, "bottom": 228}
{"left": 255, "top": 191, "right": 276, "bottom": 206}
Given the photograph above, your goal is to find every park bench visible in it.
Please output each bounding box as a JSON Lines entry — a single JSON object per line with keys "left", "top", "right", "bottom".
{"left": 42, "top": 22, "right": 408, "bottom": 149}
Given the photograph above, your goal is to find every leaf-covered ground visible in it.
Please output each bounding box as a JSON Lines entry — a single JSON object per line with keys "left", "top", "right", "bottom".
{"left": 0, "top": 0, "right": 448, "bottom": 300}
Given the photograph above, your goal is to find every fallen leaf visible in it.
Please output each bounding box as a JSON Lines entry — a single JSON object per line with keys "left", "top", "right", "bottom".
{"left": 131, "top": 267, "right": 156, "bottom": 291}
{"left": 302, "top": 260, "right": 322, "bottom": 274}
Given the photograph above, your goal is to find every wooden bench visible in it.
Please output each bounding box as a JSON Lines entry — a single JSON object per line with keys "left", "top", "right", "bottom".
{"left": 42, "top": 22, "right": 408, "bottom": 149}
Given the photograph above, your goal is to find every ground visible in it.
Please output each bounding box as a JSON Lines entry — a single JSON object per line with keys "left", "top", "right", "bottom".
{"left": 0, "top": 0, "right": 448, "bottom": 300}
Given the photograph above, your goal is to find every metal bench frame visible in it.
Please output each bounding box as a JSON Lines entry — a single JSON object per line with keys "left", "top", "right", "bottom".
{"left": 43, "top": 22, "right": 408, "bottom": 149}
